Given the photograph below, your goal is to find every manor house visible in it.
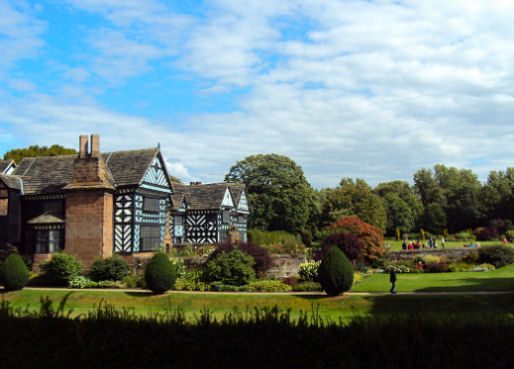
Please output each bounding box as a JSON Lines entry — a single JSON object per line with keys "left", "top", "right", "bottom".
{"left": 0, "top": 135, "right": 249, "bottom": 267}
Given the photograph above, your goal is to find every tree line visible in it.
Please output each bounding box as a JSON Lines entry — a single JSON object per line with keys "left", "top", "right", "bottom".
{"left": 225, "top": 154, "right": 514, "bottom": 240}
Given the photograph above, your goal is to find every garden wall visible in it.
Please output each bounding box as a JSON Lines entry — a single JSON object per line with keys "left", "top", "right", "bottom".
{"left": 181, "top": 254, "right": 306, "bottom": 279}
{"left": 389, "top": 247, "right": 479, "bottom": 260}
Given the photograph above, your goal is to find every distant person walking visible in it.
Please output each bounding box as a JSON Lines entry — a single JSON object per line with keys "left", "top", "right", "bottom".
{"left": 441, "top": 237, "right": 445, "bottom": 249}
{"left": 428, "top": 237, "right": 433, "bottom": 248}
{"left": 389, "top": 269, "right": 397, "bottom": 294}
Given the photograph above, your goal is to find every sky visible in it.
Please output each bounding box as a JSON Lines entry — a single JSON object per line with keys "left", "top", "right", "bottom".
{"left": 1, "top": 0, "right": 514, "bottom": 189}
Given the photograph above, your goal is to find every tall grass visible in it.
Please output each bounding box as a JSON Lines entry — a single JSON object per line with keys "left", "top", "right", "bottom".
{"left": 0, "top": 296, "right": 513, "bottom": 369}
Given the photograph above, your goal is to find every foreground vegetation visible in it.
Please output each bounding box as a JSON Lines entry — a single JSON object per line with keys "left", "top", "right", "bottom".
{"left": 0, "top": 296, "right": 512, "bottom": 369}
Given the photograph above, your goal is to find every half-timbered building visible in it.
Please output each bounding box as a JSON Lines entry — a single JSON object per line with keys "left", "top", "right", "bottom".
{"left": 0, "top": 134, "right": 174, "bottom": 267}
{"left": 170, "top": 182, "right": 250, "bottom": 244}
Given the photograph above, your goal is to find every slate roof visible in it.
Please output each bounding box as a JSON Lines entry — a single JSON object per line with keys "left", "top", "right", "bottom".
{"left": 0, "top": 174, "right": 22, "bottom": 191}
{"left": 170, "top": 184, "right": 188, "bottom": 211}
{"left": 10, "top": 148, "right": 160, "bottom": 195}
{"left": 0, "top": 160, "right": 14, "bottom": 174}
{"left": 27, "top": 212, "right": 65, "bottom": 225}
{"left": 171, "top": 183, "right": 247, "bottom": 211}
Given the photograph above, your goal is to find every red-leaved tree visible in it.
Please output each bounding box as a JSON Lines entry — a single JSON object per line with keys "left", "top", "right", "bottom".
{"left": 326, "top": 217, "right": 385, "bottom": 262}
{"left": 315, "top": 233, "right": 363, "bottom": 262}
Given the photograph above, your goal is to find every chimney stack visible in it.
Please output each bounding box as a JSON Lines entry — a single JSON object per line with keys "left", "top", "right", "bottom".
{"left": 90, "top": 134, "right": 100, "bottom": 158}
{"left": 79, "top": 135, "right": 88, "bottom": 158}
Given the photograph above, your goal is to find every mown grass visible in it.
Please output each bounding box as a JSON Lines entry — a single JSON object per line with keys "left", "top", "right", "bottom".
{"left": 384, "top": 239, "right": 504, "bottom": 250}
{"left": 353, "top": 263, "right": 514, "bottom": 292}
{"left": 2, "top": 288, "right": 514, "bottom": 322}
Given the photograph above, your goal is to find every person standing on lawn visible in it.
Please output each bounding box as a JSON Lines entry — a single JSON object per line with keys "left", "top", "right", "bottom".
{"left": 441, "top": 237, "right": 445, "bottom": 249}
{"left": 389, "top": 269, "right": 397, "bottom": 294}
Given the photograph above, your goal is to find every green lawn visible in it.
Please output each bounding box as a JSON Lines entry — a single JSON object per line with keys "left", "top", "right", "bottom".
{"left": 384, "top": 239, "right": 505, "bottom": 250}
{"left": 353, "top": 263, "right": 514, "bottom": 292}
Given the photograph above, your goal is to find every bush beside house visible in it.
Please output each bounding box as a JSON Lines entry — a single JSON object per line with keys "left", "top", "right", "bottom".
{"left": 0, "top": 254, "right": 29, "bottom": 291}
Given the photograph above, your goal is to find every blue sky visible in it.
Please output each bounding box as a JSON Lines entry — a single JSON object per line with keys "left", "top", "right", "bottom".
{"left": 2, "top": 0, "right": 514, "bottom": 188}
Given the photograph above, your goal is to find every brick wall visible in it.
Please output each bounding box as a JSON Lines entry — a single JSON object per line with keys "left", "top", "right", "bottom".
{"left": 64, "top": 190, "right": 113, "bottom": 268}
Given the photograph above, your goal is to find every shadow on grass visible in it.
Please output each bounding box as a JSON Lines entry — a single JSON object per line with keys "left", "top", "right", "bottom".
{"left": 414, "top": 277, "right": 514, "bottom": 292}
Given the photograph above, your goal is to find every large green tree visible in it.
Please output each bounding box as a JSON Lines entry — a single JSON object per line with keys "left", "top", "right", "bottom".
{"left": 479, "top": 168, "right": 514, "bottom": 222}
{"left": 225, "top": 154, "right": 317, "bottom": 233}
{"left": 3, "top": 145, "right": 77, "bottom": 163}
{"left": 320, "top": 178, "right": 386, "bottom": 230}
{"left": 373, "top": 181, "right": 423, "bottom": 236}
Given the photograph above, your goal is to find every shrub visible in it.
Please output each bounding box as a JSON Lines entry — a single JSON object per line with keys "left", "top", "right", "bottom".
{"left": 122, "top": 275, "right": 139, "bottom": 288}
{"left": 318, "top": 233, "right": 364, "bottom": 261}
{"left": 462, "top": 250, "right": 480, "bottom": 264}
{"left": 209, "top": 282, "right": 241, "bottom": 292}
{"left": 477, "top": 226, "right": 499, "bottom": 241}
{"left": 0, "top": 254, "right": 29, "bottom": 291}
{"left": 202, "top": 250, "right": 255, "bottom": 286}
{"left": 326, "top": 217, "right": 385, "bottom": 263}
{"left": 293, "top": 281, "right": 323, "bottom": 292}
{"left": 425, "top": 262, "right": 449, "bottom": 273}
{"left": 506, "top": 230, "right": 514, "bottom": 242}
{"left": 68, "top": 276, "right": 96, "bottom": 289}
{"left": 281, "top": 276, "right": 299, "bottom": 288}
{"left": 454, "top": 231, "right": 474, "bottom": 241}
{"left": 208, "top": 242, "right": 271, "bottom": 275}
{"left": 40, "top": 252, "right": 82, "bottom": 286}
{"left": 89, "top": 256, "right": 129, "bottom": 282}
{"left": 246, "top": 280, "right": 292, "bottom": 292}
{"left": 382, "top": 260, "right": 415, "bottom": 273}
{"left": 479, "top": 245, "right": 514, "bottom": 268}
{"left": 247, "top": 229, "right": 302, "bottom": 246}
{"left": 174, "top": 278, "right": 211, "bottom": 291}
{"left": 145, "top": 252, "right": 177, "bottom": 294}
{"left": 298, "top": 260, "right": 321, "bottom": 282}
{"left": 318, "top": 247, "right": 354, "bottom": 296}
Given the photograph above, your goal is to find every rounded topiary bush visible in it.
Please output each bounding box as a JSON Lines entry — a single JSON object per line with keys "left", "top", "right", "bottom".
{"left": 145, "top": 252, "right": 177, "bottom": 294}
{"left": 479, "top": 245, "right": 514, "bottom": 268}
{"left": 89, "top": 256, "right": 130, "bottom": 282}
{"left": 208, "top": 242, "right": 271, "bottom": 275}
{"left": 318, "top": 247, "right": 354, "bottom": 296}
{"left": 202, "top": 249, "right": 255, "bottom": 286}
{"left": 40, "top": 252, "right": 82, "bottom": 286}
{"left": 0, "top": 253, "right": 29, "bottom": 291}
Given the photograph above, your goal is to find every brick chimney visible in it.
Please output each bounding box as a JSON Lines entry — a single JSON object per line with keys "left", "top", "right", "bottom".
{"left": 64, "top": 134, "right": 114, "bottom": 267}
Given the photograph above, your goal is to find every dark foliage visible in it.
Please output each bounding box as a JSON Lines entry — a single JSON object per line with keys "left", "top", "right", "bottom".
{"left": 89, "top": 256, "right": 130, "bottom": 282}
{"left": 425, "top": 262, "right": 449, "bottom": 273}
{"left": 478, "top": 225, "right": 500, "bottom": 241}
{"left": 39, "top": 252, "right": 82, "bottom": 286}
{"left": 0, "top": 254, "right": 29, "bottom": 291}
{"left": 202, "top": 249, "right": 255, "bottom": 286}
{"left": 144, "top": 252, "right": 177, "bottom": 294}
{"left": 281, "top": 276, "right": 299, "bottom": 288}
{"left": 479, "top": 245, "right": 514, "bottom": 268}
{"left": 208, "top": 242, "right": 271, "bottom": 274}
{"left": 318, "top": 247, "right": 354, "bottom": 296}
{"left": 2, "top": 298, "right": 513, "bottom": 369}
{"left": 318, "top": 232, "right": 364, "bottom": 261}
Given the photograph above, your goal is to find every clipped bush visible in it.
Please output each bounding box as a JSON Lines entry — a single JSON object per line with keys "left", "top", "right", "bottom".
{"left": 144, "top": 252, "right": 177, "bottom": 294}
{"left": 121, "top": 275, "right": 139, "bottom": 288}
{"left": 89, "top": 256, "right": 129, "bottom": 282}
{"left": 40, "top": 252, "right": 82, "bottom": 286}
{"left": 298, "top": 260, "right": 321, "bottom": 282}
{"left": 479, "top": 245, "right": 514, "bottom": 268}
{"left": 0, "top": 253, "right": 29, "bottom": 291}
{"left": 318, "top": 247, "right": 354, "bottom": 296}
{"left": 208, "top": 242, "right": 271, "bottom": 275}
{"left": 281, "top": 276, "right": 299, "bottom": 288}
{"left": 246, "top": 280, "right": 292, "bottom": 292}
{"left": 319, "top": 233, "right": 364, "bottom": 261}
{"left": 203, "top": 250, "right": 255, "bottom": 286}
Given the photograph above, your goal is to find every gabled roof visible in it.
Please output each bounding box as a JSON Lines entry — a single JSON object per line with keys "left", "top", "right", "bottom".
{"left": 171, "top": 182, "right": 248, "bottom": 211}
{"left": 10, "top": 148, "right": 161, "bottom": 195}
{"left": 27, "top": 212, "right": 65, "bottom": 225}
{"left": 0, "top": 160, "right": 15, "bottom": 174}
{"left": 0, "top": 174, "right": 22, "bottom": 191}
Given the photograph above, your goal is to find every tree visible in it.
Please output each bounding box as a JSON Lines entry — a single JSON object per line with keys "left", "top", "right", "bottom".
{"left": 320, "top": 178, "right": 386, "bottom": 230}
{"left": 326, "top": 217, "right": 385, "bottom": 263}
{"left": 374, "top": 181, "right": 423, "bottom": 236}
{"left": 169, "top": 175, "right": 183, "bottom": 184}
{"left": 3, "top": 145, "right": 77, "bottom": 163}
{"left": 479, "top": 168, "right": 514, "bottom": 222}
{"left": 225, "top": 154, "right": 317, "bottom": 233}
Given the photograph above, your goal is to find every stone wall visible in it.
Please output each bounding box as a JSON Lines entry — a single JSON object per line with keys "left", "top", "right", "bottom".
{"left": 388, "top": 247, "right": 479, "bottom": 260}
{"left": 180, "top": 254, "right": 306, "bottom": 279}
